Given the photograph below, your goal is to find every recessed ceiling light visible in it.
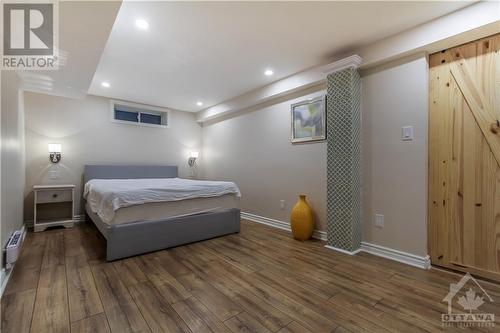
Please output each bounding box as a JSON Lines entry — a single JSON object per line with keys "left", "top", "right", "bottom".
{"left": 101, "top": 81, "right": 110, "bottom": 88}
{"left": 135, "top": 19, "right": 149, "bottom": 30}
{"left": 264, "top": 69, "right": 274, "bottom": 76}
{"left": 196, "top": 101, "right": 203, "bottom": 106}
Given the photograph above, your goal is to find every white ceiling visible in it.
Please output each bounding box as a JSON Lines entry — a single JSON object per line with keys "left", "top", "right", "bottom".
{"left": 88, "top": 1, "right": 473, "bottom": 112}
{"left": 20, "top": 1, "right": 121, "bottom": 99}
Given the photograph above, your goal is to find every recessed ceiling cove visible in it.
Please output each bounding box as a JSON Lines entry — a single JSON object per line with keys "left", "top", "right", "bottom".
{"left": 88, "top": 1, "right": 473, "bottom": 112}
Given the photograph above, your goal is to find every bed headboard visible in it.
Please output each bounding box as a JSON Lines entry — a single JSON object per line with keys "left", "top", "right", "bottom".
{"left": 84, "top": 165, "right": 178, "bottom": 184}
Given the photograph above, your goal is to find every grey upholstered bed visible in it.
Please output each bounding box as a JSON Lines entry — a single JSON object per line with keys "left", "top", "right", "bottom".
{"left": 83, "top": 165, "right": 241, "bottom": 261}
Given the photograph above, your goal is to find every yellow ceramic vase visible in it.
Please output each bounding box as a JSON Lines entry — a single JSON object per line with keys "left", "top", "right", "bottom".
{"left": 290, "top": 195, "right": 314, "bottom": 241}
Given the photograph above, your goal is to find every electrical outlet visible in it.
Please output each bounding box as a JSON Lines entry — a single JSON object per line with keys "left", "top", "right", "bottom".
{"left": 280, "top": 200, "right": 285, "bottom": 210}
{"left": 374, "top": 214, "right": 384, "bottom": 228}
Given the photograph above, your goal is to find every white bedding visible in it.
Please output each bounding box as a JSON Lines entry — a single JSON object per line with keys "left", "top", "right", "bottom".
{"left": 85, "top": 195, "right": 240, "bottom": 226}
{"left": 84, "top": 178, "right": 241, "bottom": 223}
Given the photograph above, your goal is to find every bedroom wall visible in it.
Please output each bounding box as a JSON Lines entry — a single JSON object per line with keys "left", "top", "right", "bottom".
{"left": 201, "top": 55, "right": 429, "bottom": 256}
{"left": 21, "top": 56, "right": 429, "bottom": 256}
{"left": 361, "top": 55, "right": 428, "bottom": 257}
{"left": 1, "top": 71, "right": 26, "bottom": 269}
{"left": 202, "top": 87, "right": 328, "bottom": 232}
{"left": 23, "top": 92, "right": 202, "bottom": 221}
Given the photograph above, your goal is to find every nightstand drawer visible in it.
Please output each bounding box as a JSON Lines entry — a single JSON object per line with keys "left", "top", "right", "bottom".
{"left": 36, "top": 189, "right": 72, "bottom": 203}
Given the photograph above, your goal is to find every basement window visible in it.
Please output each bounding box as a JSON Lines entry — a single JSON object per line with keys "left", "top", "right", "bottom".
{"left": 110, "top": 100, "right": 169, "bottom": 128}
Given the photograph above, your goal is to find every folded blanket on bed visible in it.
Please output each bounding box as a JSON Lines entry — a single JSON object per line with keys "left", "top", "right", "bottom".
{"left": 84, "top": 178, "right": 241, "bottom": 223}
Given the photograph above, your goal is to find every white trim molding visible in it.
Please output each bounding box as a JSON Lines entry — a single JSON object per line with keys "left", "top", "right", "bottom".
{"left": 20, "top": 224, "right": 27, "bottom": 242}
{"left": 196, "top": 2, "right": 498, "bottom": 124}
{"left": 241, "top": 212, "right": 290, "bottom": 232}
{"left": 324, "top": 245, "right": 362, "bottom": 256}
{"left": 361, "top": 242, "right": 431, "bottom": 270}
{"left": 322, "top": 54, "right": 363, "bottom": 75}
{"left": 75, "top": 214, "right": 86, "bottom": 223}
{"left": 313, "top": 229, "right": 327, "bottom": 242}
{"left": 241, "top": 212, "right": 326, "bottom": 241}
{"left": 242, "top": 211, "right": 431, "bottom": 270}
{"left": 0, "top": 269, "right": 9, "bottom": 297}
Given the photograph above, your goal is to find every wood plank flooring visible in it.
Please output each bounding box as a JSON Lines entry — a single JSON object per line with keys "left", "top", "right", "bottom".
{"left": 2, "top": 220, "right": 500, "bottom": 332}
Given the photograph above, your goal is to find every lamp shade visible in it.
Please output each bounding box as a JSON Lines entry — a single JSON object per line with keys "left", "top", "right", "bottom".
{"left": 190, "top": 151, "right": 199, "bottom": 158}
{"left": 48, "top": 143, "right": 62, "bottom": 153}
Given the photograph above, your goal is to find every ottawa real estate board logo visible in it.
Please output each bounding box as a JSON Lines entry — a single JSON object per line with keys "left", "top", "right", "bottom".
{"left": 442, "top": 272, "right": 495, "bottom": 328}
{"left": 1, "top": 1, "right": 58, "bottom": 70}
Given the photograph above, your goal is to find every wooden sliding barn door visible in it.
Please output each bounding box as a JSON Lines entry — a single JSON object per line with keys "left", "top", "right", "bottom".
{"left": 429, "top": 33, "right": 500, "bottom": 281}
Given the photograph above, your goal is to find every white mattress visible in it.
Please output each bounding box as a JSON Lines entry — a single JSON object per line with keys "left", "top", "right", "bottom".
{"left": 85, "top": 194, "right": 240, "bottom": 226}
{"left": 84, "top": 178, "right": 241, "bottom": 223}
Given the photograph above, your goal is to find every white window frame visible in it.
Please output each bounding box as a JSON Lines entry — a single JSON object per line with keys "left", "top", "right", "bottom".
{"left": 110, "top": 100, "right": 170, "bottom": 129}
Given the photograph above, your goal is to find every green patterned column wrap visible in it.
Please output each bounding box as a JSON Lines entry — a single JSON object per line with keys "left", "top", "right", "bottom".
{"left": 326, "top": 66, "right": 362, "bottom": 252}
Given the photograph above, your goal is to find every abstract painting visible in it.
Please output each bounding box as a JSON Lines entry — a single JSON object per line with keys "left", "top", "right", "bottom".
{"left": 291, "top": 96, "right": 326, "bottom": 143}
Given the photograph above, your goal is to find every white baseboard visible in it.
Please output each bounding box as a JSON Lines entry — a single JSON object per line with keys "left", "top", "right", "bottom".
{"left": 360, "top": 242, "right": 431, "bottom": 270}
{"left": 312, "top": 229, "right": 327, "bottom": 242}
{"left": 20, "top": 224, "right": 27, "bottom": 242}
{"left": 242, "top": 211, "right": 430, "bottom": 270}
{"left": 324, "top": 245, "right": 362, "bottom": 255}
{"left": 241, "top": 212, "right": 326, "bottom": 241}
{"left": 0, "top": 268, "right": 9, "bottom": 297}
{"left": 1, "top": 225, "right": 27, "bottom": 297}
{"left": 241, "top": 212, "right": 290, "bottom": 232}
{"left": 75, "top": 214, "right": 86, "bottom": 223}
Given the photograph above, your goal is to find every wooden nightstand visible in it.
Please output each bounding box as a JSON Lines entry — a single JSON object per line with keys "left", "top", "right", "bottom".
{"left": 33, "top": 184, "right": 75, "bottom": 232}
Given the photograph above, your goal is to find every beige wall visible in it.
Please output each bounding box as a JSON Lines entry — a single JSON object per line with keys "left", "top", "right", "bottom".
{"left": 24, "top": 92, "right": 202, "bottom": 220}
{"left": 202, "top": 89, "right": 328, "bottom": 231}
{"left": 201, "top": 56, "right": 429, "bottom": 256}
{"left": 22, "top": 55, "right": 429, "bottom": 257}
{"left": 1, "top": 71, "right": 26, "bottom": 268}
{"left": 361, "top": 55, "right": 428, "bottom": 257}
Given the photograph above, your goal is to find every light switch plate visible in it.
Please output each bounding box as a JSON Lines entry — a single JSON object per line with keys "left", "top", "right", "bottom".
{"left": 374, "top": 214, "right": 384, "bottom": 228}
{"left": 402, "top": 126, "right": 414, "bottom": 141}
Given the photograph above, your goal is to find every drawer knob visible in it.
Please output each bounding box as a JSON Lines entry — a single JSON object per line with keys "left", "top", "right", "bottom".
{"left": 52, "top": 194, "right": 58, "bottom": 198}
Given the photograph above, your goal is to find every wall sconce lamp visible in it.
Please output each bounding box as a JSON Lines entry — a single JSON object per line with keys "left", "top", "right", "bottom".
{"left": 48, "top": 143, "right": 62, "bottom": 163}
{"left": 188, "top": 151, "right": 199, "bottom": 167}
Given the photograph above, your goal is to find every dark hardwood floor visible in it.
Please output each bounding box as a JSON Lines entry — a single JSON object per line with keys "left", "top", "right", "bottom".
{"left": 2, "top": 220, "right": 500, "bottom": 332}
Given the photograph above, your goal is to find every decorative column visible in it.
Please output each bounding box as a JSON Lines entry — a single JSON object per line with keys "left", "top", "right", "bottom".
{"left": 324, "top": 55, "right": 363, "bottom": 254}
